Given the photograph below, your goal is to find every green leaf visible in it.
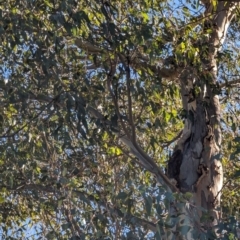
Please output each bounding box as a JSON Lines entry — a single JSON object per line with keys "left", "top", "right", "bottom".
{"left": 116, "top": 191, "right": 128, "bottom": 200}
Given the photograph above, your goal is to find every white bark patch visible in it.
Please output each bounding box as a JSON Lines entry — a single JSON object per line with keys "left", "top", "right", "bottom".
{"left": 177, "top": 119, "right": 192, "bottom": 150}
{"left": 210, "top": 159, "right": 223, "bottom": 207}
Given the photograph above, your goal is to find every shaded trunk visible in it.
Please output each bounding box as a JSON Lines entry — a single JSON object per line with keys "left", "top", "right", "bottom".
{"left": 167, "top": 3, "right": 238, "bottom": 237}
{"left": 168, "top": 68, "right": 223, "bottom": 238}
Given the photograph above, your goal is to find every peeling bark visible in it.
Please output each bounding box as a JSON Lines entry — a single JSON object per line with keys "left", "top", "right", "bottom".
{"left": 167, "top": 70, "right": 223, "bottom": 238}
{"left": 167, "top": 2, "right": 238, "bottom": 237}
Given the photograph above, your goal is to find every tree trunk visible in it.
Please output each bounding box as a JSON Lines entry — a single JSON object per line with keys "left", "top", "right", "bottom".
{"left": 167, "top": 71, "right": 222, "bottom": 238}
{"left": 167, "top": 2, "right": 238, "bottom": 238}
{"left": 87, "top": 2, "right": 238, "bottom": 239}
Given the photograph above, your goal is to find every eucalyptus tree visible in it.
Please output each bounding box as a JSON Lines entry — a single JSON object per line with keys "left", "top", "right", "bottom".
{"left": 0, "top": 0, "right": 240, "bottom": 239}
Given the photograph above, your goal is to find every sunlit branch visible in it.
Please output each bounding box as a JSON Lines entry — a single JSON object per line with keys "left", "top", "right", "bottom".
{"left": 87, "top": 106, "right": 179, "bottom": 193}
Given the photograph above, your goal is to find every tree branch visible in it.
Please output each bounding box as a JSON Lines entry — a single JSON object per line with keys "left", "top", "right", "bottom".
{"left": 87, "top": 106, "right": 179, "bottom": 193}
{"left": 163, "top": 130, "right": 183, "bottom": 148}
{"left": 106, "top": 57, "right": 132, "bottom": 139}
{"left": 134, "top": 61, "right": 179, "bottom": 79}
{"left": 220, "top": 79, "right": 240, "bottom": 88}
{"left": 75, "top": 38, "right": 179, "bottom": 80}
{"left": 125, "top": 55, "right": 136, "bottom": 142}
{"left": 21, "top": 184, "right": 157, "bottom": 233}
{"left": 210, "top": 2, "right": 238, "bottom": 56}
{"left": 75, "top": 39, "right": 105, "bottom": 53}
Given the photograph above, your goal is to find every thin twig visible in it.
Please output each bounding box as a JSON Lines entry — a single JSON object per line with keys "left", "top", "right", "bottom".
{"left": 213, "top": 179, "right": 231, "bottom": 205}
{"left": 0, "top": 98, "right": 55, "bottom": 139}
{"left": 106, "top": 55, "right": 131, "bottom": 139}
{"left": 126, "top": 55, "right": 136, "bottom": 143}
{"left": 220, "top": 79, "right": 240, "bottom": 88}
{"left": 163, "top": 130, "right": 183, "bottom": 148}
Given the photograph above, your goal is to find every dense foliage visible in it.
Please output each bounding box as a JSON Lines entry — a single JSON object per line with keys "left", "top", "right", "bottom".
{"left": 0, "top": 0, "right": 240, "bottom": 239}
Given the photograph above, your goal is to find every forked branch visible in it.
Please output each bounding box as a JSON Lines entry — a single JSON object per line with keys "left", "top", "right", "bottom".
{"left": 87, "top": 105, "right": 178, "bottom": 193}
